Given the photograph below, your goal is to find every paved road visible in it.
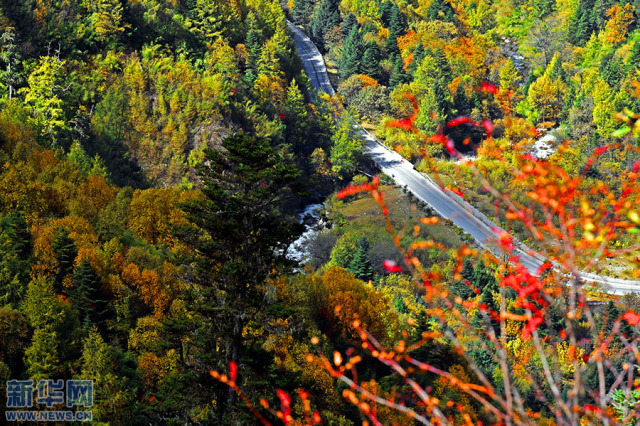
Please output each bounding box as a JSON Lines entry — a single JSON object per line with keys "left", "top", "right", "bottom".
{"left": 287, "top": 21, "right": 640, "bottom": 294}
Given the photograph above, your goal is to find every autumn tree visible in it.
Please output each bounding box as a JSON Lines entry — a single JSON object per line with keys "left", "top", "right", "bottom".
{"left": 18, "top": 55, "right": 69, "bottom": 146}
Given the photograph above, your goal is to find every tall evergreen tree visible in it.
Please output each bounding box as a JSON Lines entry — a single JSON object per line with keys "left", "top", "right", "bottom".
{"left": 386, "top": 2, "right": 405, "bottom": 53}
{"left": 341, "top": 13, "right": 358, "bottom": 39}
{"left": 340, "top": 26, "right": 365, "bottom": 80}
{"left": 379, "top": 0, "right": 394, "bottom": 26}
{"left": 627, "top": 41, "right": 640, "bottom": 72}
{"left": 451, "top": 259, "right": 476, "bottom": 300}
{"left": 52, "top": 227, "right": 77, "bottom": 293}
{"left": 394, "top": 295, "right": 408, "bottom": 314}
{"left": 406, "top": 42, "right": 425, "bottom": 76}
{"left": 176, "top": 133, "right": 304, "bottom": 422}
{"left": 362, "top": 41, "right": 382, "bottom": 80}
{"left": 0, "top": 211, "right": 32, "bottom": 307}
{"left": 568, "top": 0, "right": 597, "bottom": 46}
{"left": 348, "top": 238, "right": 373, "bottom": 281}
{"left": 472, "top": 259, "right": 496, "bottom": 293}
{"left": 292, "top": 0, "right": 316, "bottom": 24}
{"left": 453, "top": 83, "right": 470, "bottom": 116}
{"left": 389, "top": 55, "right": 409, "bottom": 87}
{"left": 427, "top": 0, "right": 455, "bottom": 22}
{"left": 309, "top": 0, "right": 340, "bottom": 50}
{"left": 71, "top": 259, "right": 107, "bottom": 328}
{"left": 245, "top": 12, "right": 263, "bottom": 72}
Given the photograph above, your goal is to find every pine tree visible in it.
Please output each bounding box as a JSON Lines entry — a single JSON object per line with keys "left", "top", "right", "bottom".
{"left": 309, "top": 0, "right": 340, "bottom": 50}
{"left": 176, "top": 133, "right": 304, "bottom": 420}
{"left": 0, "top": 211, "right": 32, "bottom": 307}
{"left": 627, "top": 41, "right": 640, "bottom": 72}
{"left": 52, "top": 227, "right": 77, "bottom": 293}
{"left": 451, "top": 259, "right": 476, "bottom": 300}
{"left": 292, "top": 0, "right": 315, "bottom": 24}
{"left": 394, "top": 295, "right": 408, "bottom": 314}
{"left": 285, "top": 78, "right": 307, "bottom": 120}
{"left": 362, "top": 41, "right": 382, "bottom": 80}
{"left": 427, "top": 0, "right": 455, "bottom": 22}
{"left": 341, "top": 13, "right": 358, "bottom": 39}
{"left": 245, "top": 13, "right": 263, "bottom": 71}
{"left": 386, "top": 3, "right": 405, "bottom": 53}
{"left": 453, "top": 83, "right": 470, "bottom": 116}
{"left": 472, "top": 259, "right": 496, "bottom": 293}
{"left": 379, "top": 0, "right": 394, "bottom": 26}
{"left": 389, "top": 55, "right": 408, "bottom": 87}
{"left": 568, "top": 0, "right": 596, "bottom": 46}
{"left": 340, "top": 26, "right": 364, "bottom": 80}
{"left": 406, "top": 42, "right": 425, "bottom": 76}
{"left": 433, "top": 77, "right": 451, "bottom": 121}
{"left": 601, "top": 57, "right": 623, "bottom": 89}
{"left": 71, "top": 259, "right": 108, "bottom": 328}
{"left": 348, "top": 238, "right": 373, "bottom": 281}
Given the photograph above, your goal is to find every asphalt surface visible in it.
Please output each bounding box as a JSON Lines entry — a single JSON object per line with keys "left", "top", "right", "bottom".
{"left": 287, "top": 21, "right": 640, "bottom": 294}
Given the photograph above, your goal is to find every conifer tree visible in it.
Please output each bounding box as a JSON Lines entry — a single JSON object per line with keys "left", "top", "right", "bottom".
{"left": 379, "top": 0, "right": 394, "bottom": 26}
{"left": 386, "top": 3, "right": 405, "bottom": 53}
{"left": 453, "top": 84, "right": 470, "bottom": 116}
{"left": 394, "top": 295, "right": 407, "bottom": 314}
{"left": 406, "top": 42, "right": 425, "bottom": 76}
{"left": 340, "top": 26, "right": 364, "bottom": 80}
{"left": 245, "top": 12, "right": 263, "bottom": 72}
{"left": 309, "top": 0, "right": 340, "bottom": 50}
{"left": 389, "top": 55, "right": 408, "bottom": 87}
{"left": 52, "top": 227, "right": 77, "bottom": 293}
{"left": 176, "top": 133, "right": 304, "bottom": 420}
{"left": 451, "top": 259, "right": 475, "bottom": 300}
{"left": 292, "top": 0, "right": 315, "bottom": 24}
{"left": 627, "top": 42, "right": 640, "bottom": 72}
{"left": 348, "top": 238, "right": 373, "bottom": 281}
{"left": 341, "top": 13, "right": 358, "bottom": 39}
{"left": 472, "top": 259, "right": 496, "bottom": 293}
{"left": 71, "top": 259, "right": 107, "bottom": 328}
{"left": 0, "top": 211, "right": 32, "bottom": 307}
{"left": 362, "top": 41, "right": 382, "bottom": 80}
{"left": 427, "top": 0, "right": 455, "bottom": 22}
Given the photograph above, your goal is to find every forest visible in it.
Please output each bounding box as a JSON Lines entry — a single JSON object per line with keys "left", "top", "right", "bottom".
{"left": 0, "top": 0, "right": 640, "bottom": 424}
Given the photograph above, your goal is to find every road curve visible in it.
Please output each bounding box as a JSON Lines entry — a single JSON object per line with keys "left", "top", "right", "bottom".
{"left": 287, "top": 21, "right": 640, "bottom": 294}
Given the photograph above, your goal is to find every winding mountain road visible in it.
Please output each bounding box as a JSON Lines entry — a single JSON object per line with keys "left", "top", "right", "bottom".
{"left": 287, "top": 21, "right": 640, "bottom": 294}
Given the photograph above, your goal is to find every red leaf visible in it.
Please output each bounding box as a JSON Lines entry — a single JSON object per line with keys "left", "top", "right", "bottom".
{"left": 388, "top": 118, "right": 414, "bottom": 130}
{"left": 482, "top": 119, "right": 494, "bottom": 135}
{"left": 383, "top": 260, "right": 403, "bottom": 273}
{"left": 229, "top": 361, "right": 237, "bottom": 382}
{"left": 430, "top": 134, "right": 447, "bottom": 144}
{"left": 594, "top": 145, "right": 609, "bottom": 156}
{"left": 336, "top": 185, "right": 360, "bottom": 199}
{"left": 522, "top": 316, "right": 543, "bottom": 339}
{"left": 498, "top": 231, "right": 514, "bottom": 251}
{"left": 277, "top": 389, "right": 291, "bottom": 423}
{"left": 312, "top": 411, "right": 321, "bottom": 423}
{"left": 584, "top": 404, "right": 601, "bottom": 413}
{"left": 445, "top": 116, "right": 475, "bottom": 128}
{"left": 480, "top": 82, "right": 497, "bottom": 94}
{"left": 387, "top": 93, "right": 418, "bottom": 131}
{"left": 622, "top": 311, "right": 640, "bottom": 325}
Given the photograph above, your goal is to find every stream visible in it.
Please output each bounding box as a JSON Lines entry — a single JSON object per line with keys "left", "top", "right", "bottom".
{"left": 287, "top": 203, "right": 325, "bottom": 264}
